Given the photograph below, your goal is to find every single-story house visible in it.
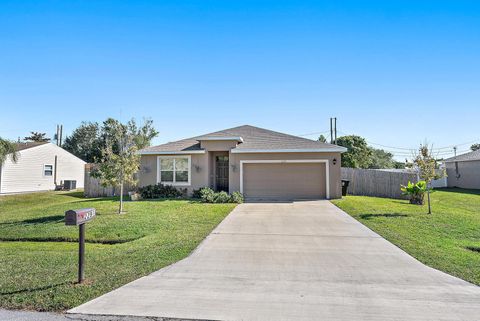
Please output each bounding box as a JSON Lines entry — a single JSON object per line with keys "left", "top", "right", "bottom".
{"left": 0, "top": 142, "right": 86, "bottom": 194}
{"left": 444, "top": 149, "right": 480, "bottom": 189}
{"left": 138, "top": 125, "right": 347, "bottom": 200}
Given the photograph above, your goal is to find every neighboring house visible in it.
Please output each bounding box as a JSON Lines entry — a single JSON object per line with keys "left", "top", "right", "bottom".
{"left": 444, "top": 149, "right": 480, "bottom": 189}
{"left": 138, "top": 125, "right": 347, "bottom": 200}
{"left": 0, "top": 142, "right": 86, "bottom": 194}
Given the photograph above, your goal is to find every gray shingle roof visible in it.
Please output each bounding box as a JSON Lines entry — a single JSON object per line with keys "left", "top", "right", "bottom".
{"left": 444, "top": 149, "right": 480, "bottom": 162}
{"left": 14, "top": 142, "right": 48, "bottom": 152}
{"left": 139, "top": 125, "right": 346, "bottom": 154}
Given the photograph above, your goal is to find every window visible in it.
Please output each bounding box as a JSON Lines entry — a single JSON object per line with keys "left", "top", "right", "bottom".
{"left": 44, "top": 164, "right": 53, "bottom": 176}
{"left": 158, "top": 156, "right": 190, "bottom": 185}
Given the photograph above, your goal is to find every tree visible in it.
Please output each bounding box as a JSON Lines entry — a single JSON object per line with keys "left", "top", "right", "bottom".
{"left": 471, "top": 143, "right": 480, "bottom": 151}
{"left": 413, "top": 143, "right": 444, "bottom": 214}
{"left": 92, "top": 122, "right": 140, "bottom": 214}
{"left": 368, "top": 148, "right": 396, "bottom": 169}
{"left": 393, "top": 161, "right": 406, "bottom": 169}
{"left": 337, "top": 135, "right": 373, "bottom": 168}
{"left": 128, "top": 118, "right": 159, "bottom": 150}
{"left": 318, "top": 134, "right": 327, "bottom": 143}
{"left": 63, "top": 122, "right": 102, "bottom": 163}
{"left": 63, "top": 118, "right": 159, "bottom": 163}
{"left": 0, "top": 137, "right": 19, "bottom": 164}
{"left": 24, "top": 132, "right": 50, "bottom": 142}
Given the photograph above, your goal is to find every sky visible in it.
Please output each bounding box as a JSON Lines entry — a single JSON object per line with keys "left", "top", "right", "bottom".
{"left": 1, "top": 0, "right": 479, "bottom": 160}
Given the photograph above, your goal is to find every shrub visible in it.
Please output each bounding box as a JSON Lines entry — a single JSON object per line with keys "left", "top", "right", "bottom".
{"left": 214, "top": 191, "right": 230, "bottom": 203}
{"left": 198, "top": 187, "right": 244, "bottom": 204}
{"left": 199, "top": 187, "right": 216, "bottom": 203}
{"left": 138, "top": 184, "right": 183, "bottom": 199}
{"left": 401, "top": 181, "right": 427, "bottom": 205}
{"left": 230, "top": 191, "right": 244, "bottom": 203}
{"left": 162, "top": 184, "right": 184, "bottom": 198}
{"left": 191, "top": 188, "right": 204, "bottom": 199}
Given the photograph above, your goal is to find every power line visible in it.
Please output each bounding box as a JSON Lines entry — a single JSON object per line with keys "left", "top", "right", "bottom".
{"left": 431, "top": 139, "right": 480, "bottom": 150}
{"left": 297, "top": 130, "right": 330, "bottom": 137}
{"left": 336, "top": 129, "right": 478, "bottom": 153}
{"left": 366, "top": 141, "right": 416, "bottom": 151}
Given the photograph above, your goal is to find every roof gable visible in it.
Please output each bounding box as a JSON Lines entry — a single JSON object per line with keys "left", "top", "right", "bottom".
{"left": 139, "top": 125, "right": 346, "bottom": 154}
{"left": 444, "top": 149, "right": 480, "bottom": 162}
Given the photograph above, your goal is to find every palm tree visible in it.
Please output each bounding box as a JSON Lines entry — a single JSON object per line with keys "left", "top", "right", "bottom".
{"left": 0, "top": 137, "right": 19, "bottom": 164}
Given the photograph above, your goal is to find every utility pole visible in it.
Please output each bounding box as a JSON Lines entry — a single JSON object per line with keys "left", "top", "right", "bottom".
{"left": 56, "top": 125, "right": 59, "bottom": 146}
{"left": 55, "top": 124, "right": 64, "bottom": 146}
{"left": 330, "top": 118, "right": 333, "bottom": 144}
{"left": 59, "top": 124, "right": 63, "bottom": 147}
{"left": 453, "top": 146, "right": 457, "bottom": 157}
{"left": 334, "top": 117, "right": 337, "bottom": 145}
{"left": 329, "top": 117, "right": 338, "bottom": 145}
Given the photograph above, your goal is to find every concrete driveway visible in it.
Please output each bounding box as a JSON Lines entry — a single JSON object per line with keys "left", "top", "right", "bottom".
{"left": 70, "top": 201, "right": 480, "bottom": 321}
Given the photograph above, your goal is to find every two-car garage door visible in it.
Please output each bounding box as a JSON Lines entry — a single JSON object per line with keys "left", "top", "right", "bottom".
{"left": 242, "top": 161, "right": 327, "bottom": 201}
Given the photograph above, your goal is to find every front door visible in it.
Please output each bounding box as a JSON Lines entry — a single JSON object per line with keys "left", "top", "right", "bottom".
{"left": 215, "top": 156, "right": 229, "bottom": 192}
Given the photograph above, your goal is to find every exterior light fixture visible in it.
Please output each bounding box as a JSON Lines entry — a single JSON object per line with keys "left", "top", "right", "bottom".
{"left": 333, "top": 158, "right": 337, "bottom": 165}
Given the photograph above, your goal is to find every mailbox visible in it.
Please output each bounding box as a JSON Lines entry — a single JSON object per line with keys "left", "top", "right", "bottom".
{"left": 65, "top": 208, "right": 96, "bottom": 283}
{"left": 65, "top": 208, "right": 96, "bottom": 226}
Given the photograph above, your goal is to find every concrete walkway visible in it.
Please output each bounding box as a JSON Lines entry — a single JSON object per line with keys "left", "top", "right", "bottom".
{"left": 70, "top": 201, "right": 480, "bottom": 321}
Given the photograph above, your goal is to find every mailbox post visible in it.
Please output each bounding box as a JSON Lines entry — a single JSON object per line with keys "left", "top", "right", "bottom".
{"left": 65, "top": 208, "right": 96, "bottom": 284}
{"left": 78, "top": 223, "right": 85, "bottom": 282}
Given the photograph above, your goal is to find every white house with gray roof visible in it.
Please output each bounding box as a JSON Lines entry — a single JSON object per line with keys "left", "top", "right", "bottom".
{"left": 138, "top": 125, "right": 347, "bottom": 200}
{"left": 0, "top": 142, "right": 86, "bottom": 194}
{"left": 444, "top": 149, "right": 480, "bottom": 189}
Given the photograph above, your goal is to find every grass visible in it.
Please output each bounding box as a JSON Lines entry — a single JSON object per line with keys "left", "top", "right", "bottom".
{"left": 0, "top": 191, "right": 236, "bottom": 311}
{"left": 331, "top": 188, "right": 480, "bottom": 285}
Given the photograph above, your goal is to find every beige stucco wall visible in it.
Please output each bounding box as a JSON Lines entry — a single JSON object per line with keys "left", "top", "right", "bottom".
{"left": 200, "top": 140, "right": 238, "bottom": 151}
{"left": 446, "top": 161, "right": 480, "bottom": 189}
{"left": 138, "top": 153, "right": 209, "bottom": 193}
{"left": 139, "top": 150, "right": 342, "bottom": 199}
{"left": 138, "top": 155, "right": 158, "bottom": 186}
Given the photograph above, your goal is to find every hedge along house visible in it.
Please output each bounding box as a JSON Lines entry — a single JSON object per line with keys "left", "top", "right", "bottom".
{"left": 138, "top": 125, "right": 347, "bottom": 200}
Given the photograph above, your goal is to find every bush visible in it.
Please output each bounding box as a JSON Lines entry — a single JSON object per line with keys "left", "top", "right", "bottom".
{"left": 199, "top": 187, "right": 216, "bottom": 203}
{"left": 138, "top": 184, "right": 183, "bottom": 199}
{"left": 139, "top": 185, "right": 244, "bottom": 203}
{"left": 401, "top": 181, "right": 427, "bottom": 205}
{"left": 199, "top": 187, "right": 244, "bottom": 204}
{"left": 214, "top": 191, "right": 230, "bottom": 203}
{"left": 230, "top": 191, "right": 244, "bottom": 203}
{"left": 191, "top": 188, "right": 203, "bottom": 199}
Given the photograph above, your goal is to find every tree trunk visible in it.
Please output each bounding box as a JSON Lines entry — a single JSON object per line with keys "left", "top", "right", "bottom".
{"left": 119, "top": 182, "right": 124, "bottom": 214}
{"left": 427, "top": 188, "right": 431, "bottom": 214}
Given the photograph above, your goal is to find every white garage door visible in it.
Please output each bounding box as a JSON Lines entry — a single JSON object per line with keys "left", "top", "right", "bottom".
{"left": 242, "top": 162, "right": 327, "bottom": 201}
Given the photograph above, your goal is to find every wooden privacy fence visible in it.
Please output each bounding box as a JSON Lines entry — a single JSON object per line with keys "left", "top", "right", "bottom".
{"left": 341, "top": 168, "right": 418, "bottom": 199}
{"left": 84, "top": 164, "right": 136, "bottom": 198}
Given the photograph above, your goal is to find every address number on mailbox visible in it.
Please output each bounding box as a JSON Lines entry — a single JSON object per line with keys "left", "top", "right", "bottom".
{"left": 65, "top": 208, "right": 96, "bottom": 226}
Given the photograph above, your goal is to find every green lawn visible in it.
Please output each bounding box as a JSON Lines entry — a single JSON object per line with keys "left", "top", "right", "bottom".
{"left": 332, "top": 188, "right": 480, "bottom": 285}
{"left": 0, "top": 191, "right": 236, "bottom": 311}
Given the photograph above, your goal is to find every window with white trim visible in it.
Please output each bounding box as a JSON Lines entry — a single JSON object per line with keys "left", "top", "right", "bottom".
{"left": 158, "top": 156, "right": 190, "bottom": 185}
{"left": 44, "top": 164, "right": 53, "bottom": 176}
